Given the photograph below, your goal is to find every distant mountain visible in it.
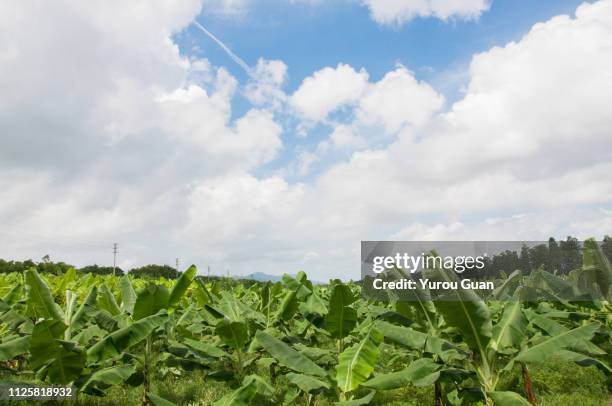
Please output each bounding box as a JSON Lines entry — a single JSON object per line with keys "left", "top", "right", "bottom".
{"left": 244, "top": 272, "right": 285, "bottom": 282}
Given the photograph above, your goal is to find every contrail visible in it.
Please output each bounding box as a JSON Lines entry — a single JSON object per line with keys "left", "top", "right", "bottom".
{"left": 193, "top": 21, "right": 255, "bottom": 79}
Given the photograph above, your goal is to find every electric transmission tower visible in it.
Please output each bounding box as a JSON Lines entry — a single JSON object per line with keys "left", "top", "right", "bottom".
{"left": 112, "top": 243, "right": 118, "bottom": 276}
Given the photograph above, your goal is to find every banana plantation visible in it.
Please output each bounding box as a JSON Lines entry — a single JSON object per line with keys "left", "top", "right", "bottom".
{"left": 0, "top": 239, "right": 610, "bottom": 405}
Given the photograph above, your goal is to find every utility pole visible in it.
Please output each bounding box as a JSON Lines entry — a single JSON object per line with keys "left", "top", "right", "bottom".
{"left": 176, "top": 258, "right": 180, "bottom": 273}
{"left": 112, "top": 243, "right": 118, "bottom": 276}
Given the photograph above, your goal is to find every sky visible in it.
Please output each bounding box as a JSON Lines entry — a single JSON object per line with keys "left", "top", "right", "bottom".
{"left": 0, "top": 0, "right": 611, "bottom": 281}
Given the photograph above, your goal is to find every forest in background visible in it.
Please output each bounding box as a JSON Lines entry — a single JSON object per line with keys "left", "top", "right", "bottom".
{"left": 2, "top": 236, "right": 611, "bottom": 281}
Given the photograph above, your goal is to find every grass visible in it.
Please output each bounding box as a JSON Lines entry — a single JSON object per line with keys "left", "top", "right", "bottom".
{"left": 497, "top": 356, "right": 610, "bottom": 406}
{"left": 532, "top": 357, "right": 609, "bottom": 406}
{"left": 1, "top": 356, "right": 609, "bottom": 405}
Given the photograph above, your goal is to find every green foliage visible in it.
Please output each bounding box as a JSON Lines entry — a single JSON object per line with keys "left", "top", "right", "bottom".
{"left": 24, "top": 268, "right": 63, "bottom": 321}
{"left": 0, "top": 244, "right": 610, "bottom": 406}
{"left": 87, "top": 311, "right": 169, "bottom": 363}
{"left": 363, "top": 358, "right": 441, "bottom": 390}
{"left": 80, "top": 264, "right": 124, "bottom": 276}
{"left": 256, "top": 330, "right": 327, "bottom": 377}
{"left": 336, "top": 327, "right": 383, "bottom": 393}
{"left": 130, "top": 264, "right": 180, "bottom": 280}
{"left": 325, "top": 282, "right": 357, "bottom": 339}
{"left": 133, "top": 284, "right": 170, "bottom": 320}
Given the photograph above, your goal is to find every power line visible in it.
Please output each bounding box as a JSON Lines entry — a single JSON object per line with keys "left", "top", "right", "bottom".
{"left": 112, "top": 243, "right": 118, "bottom": 276}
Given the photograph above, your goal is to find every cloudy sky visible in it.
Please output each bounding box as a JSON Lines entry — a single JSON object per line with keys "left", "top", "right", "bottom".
{"left": 1, "top": 0, "right": 611, "bottom": 280}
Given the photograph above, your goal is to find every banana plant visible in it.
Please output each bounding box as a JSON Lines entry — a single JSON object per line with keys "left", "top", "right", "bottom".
{"left": 2, "top": 267, "right": 199, "bottom": 405}
{"left": 430, "top": 267, "right": 606, "bottom": 405}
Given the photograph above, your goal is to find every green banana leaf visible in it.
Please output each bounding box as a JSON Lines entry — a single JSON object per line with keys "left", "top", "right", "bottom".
{"left": 168, "top": 265, "right": 197, "bottom": 308}
{"left": 2, "top": 284, "right": 22, "bottom": 305}
{"left": 53, "top": 268, "right": 76, "bottom": 298}
{"left": 133, "top": 284, "right": 170, "bottom": 320}
{"left": 434, "top": 285, "right": 492, "bottom": 362}
{"left": 147, "top": 392, "right": 178, "bottom": 406}
{"left": 334, "top": 391, "right": 375, "bottom": 405}
{"left": 554, "top": 349, "right": 612, "bottom": 374}
{"left": 24, "top": 269, "right": 63, "bottom": 321}
{"left": 97, "top": 283, "right": 121, "bottom": 316}
{"left": 275, "top": 290, "right": 298, "bottom": 323}
{"left": 299, "top": 291, "right": 328, "bottom": 317}
{"left": 286, "top": 372, "right": 330, "bottom": 393}
{"left": 527, "top": 312, "right": 605, "bottom": 355}
{"left": 66, "top": 286, "right": 97, "bottom": 338}
{"left": 325, "top": 283, "right": 357, "bottom": 339}
{"left": 87, "top": 310, "right": 168, "bottom": 363}
{"left": 489, "top": 391, "right": 531, "bottom": 405}
{"left": 80, "top": 364, "right": 137, "bottom": 394}
{"left": 213, "top": 375, "right": 273, "bottom": 406}
{"left": 216, "top": 319, "right": 248, "bottom": 350}
{"left": 375, "top": 320, "right": 462, "bottom": 360}
{"left": 363, "top": 358, "right": 441, "bottom": 390}
{"left": 119, "top": 276, "right": 137, "bottom": 314}
{"left": 255, "top": 330, "right": 327, "bottom": 377}
{"left": 0, "top": 336, "right": 30, "bottom": 361}
{"left": 336, "top": 327, "right": 382, "bottom": 393}
{"left": 30, "top": 319, "right": 85, "bottom": 384}
{"left": 492, "top": 270, "right": 522, "bottom": 300}
{"left": 513, "top": 322, "right": 600, "bottom": 364}
{"left": 490, "top": 301, "right": 527, "bottom": 352}
{"left": 183, "top": 338, "right": 229, "bottom": 358}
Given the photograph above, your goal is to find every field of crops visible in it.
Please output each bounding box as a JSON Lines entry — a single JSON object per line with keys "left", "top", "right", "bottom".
{"left": 0, "top": 241, "right": 611, "bottom": 405}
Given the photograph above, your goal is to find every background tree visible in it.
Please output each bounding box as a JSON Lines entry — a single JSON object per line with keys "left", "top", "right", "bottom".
{"left": 528, "top": 244, "right": 549, "bottom": 271}
{"left": 130, "top": 264, "right": 180, "bottom": 279}
{"left": 559, "top": 236, "right": 581, "bottom": 274}
{"left": 79, "top": 264, "right": 124, "bottom": 276}
{"left": 602, "top": 235, "right": 612, "bottom": 263}
{"left": 491, "top": 250, "right": 520, "bottom": 277}
{"left": 519, "top": 244, "right": 532, "bottom": 274}
{"left": 547, "top": 238, "right": 562, "bottom": 274}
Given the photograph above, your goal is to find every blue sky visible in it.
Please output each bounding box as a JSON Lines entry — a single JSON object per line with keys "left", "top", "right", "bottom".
{"left": 179, "top": 0, "right": 586, "bottom": 94}
{"left": 175, "top": 0, "right": 589, "bottom": 180}
{"left": 0, "top": 0, "right": 610, "bottom": 280}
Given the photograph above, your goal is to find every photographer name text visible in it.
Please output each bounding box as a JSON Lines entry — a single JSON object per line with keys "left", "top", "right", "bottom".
{"left": 371, "top": 278, "right": 494, "bottom": 290}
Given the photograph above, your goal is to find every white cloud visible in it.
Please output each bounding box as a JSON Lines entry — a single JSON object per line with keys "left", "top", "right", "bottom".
{"left": 356, "top": 65, "right": 444, "bottom": 133}
{"left": 291, "top": 64, "right": 444, "bottom": 141}
{"left": 1, "top": 0, "right": 612, "bottom": 282}
{"left": 245, "top": 58, "right": 288, "bottom": 108}
{"left": 389, "top": 208, "right": 612, "bottom": 242}
{"left": 204, "top": 0, "right": 250, "bottom": 17}
{"left": 382, "top": 2, "right": 609, "bottom": 183}
{"left": 296, "top": 152, "right": 320, "bottom": 176}
{"left": 0, "top": 0, "right": 284, "bottom": 268}
{"left": 287, "top": 0, "right": 612, "bottom": 278}
{"left": 184, "top": 174, "right": 306, "bottom": 244}
{"left": 391, "top": 222, "right": 465, "bottom": 240}
{"left": 290, "top": 0, "right": 490, "bottom": 26}
{"left": 290, "top": 64, "right": 369, "bottom": 122}
{"left": 329, "top": 125, "right": 367, "bottom": 149}
{"left": 360, "top": 0, "right": 490, "bottom": 25}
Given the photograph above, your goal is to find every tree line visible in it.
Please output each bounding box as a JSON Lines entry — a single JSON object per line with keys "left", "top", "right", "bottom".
{"left": 0, "top": 259, "right": 265, "bottom": 286}
{"left": 1, "top": 235, "right": 610, "bottom": 280}
{"left": 0, "top": 259, "right": 183, "bottom": 279}
{"left": 463, "top": 235, "right": 612, "bottom": 279}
